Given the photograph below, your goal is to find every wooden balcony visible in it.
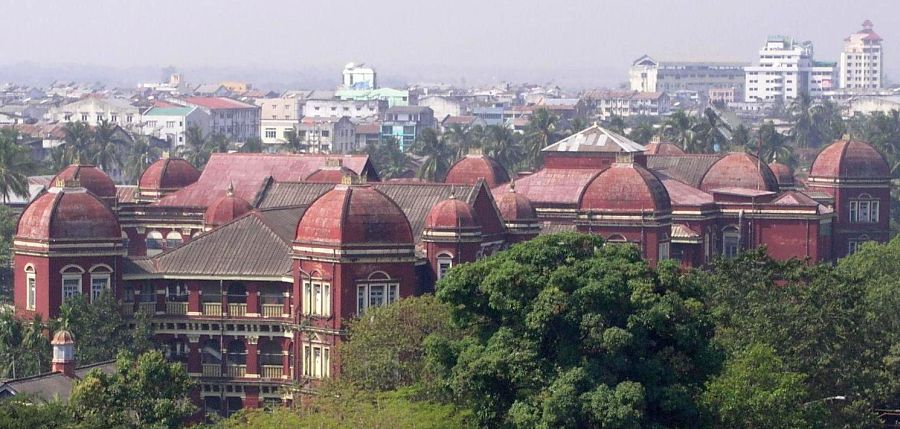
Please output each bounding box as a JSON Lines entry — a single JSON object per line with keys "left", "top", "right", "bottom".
{"left": 226, "top": 364, "right": 246, "bottom": 378}
{"left": 261, "top": 365, "right": 285, "bottom": 379}
{"left": 227, "top": 303, "right": 247, "bottom": 317}
{"left": 166, "top": 301, "right": 187, "bottom": 315}
{"left": 202, "top": 302, "right": 222, "bottom": 317}
{"left": 261, "top": 304, "right": 284, "bottom": 318}
{"left": 202, "top": 364, "right": 221, "bottom": 377}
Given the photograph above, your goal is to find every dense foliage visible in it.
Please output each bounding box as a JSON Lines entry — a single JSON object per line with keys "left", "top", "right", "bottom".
{"left": 53, "top": 292, "right": 155, "bottom": 365}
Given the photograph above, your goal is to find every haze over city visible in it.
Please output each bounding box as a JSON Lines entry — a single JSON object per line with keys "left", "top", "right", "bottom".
{"left": 1, "top": 0, "right": 898, "bottom": 88}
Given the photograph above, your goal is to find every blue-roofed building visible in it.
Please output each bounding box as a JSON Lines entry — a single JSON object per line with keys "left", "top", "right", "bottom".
{"left": 141, "top": 105, "right": 211, "bottom": 150}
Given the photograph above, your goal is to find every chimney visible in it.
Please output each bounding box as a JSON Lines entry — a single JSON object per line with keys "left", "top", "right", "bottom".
{"left": 51, "top": 330, "right": 76, "bottom": 378}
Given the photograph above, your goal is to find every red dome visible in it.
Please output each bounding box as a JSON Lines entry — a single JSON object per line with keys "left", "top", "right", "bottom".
{"left": 16, "top": 187, "right": 121, "bottom": 241}
{"left": 304, "top": 166, "right": 357, "bottom": 183}
{"left": 496, "top": 188, "right": 537, "bottom": 222}
{"left": 580, "top": 164, "right": 671, "bottom": 212}
{"left": 424, "top": 197, "right": 478, "bottom": 229}
{"left": 51, "top": 165, "right": 116, "bottom": 200}
{"left": 204, "top": 186, "right": 253, "bottom": 228}
{"left": 809, "top": 139, "right": 890, "bottom": 179}
{"left": 295, "top": 184, "right": 413, "bottom": 245}
{"left": 444, "top": 155, "right": 510, "bottom": 188}
{"left": 51, "top": 330, "right": 75, "bottom": 345}
{"left": 644, "top": 142, "right": 685, "bottom": 156}
{"left": 768, "top": 161, "right": 794, "bottom": 185}
{"left": 699, "top": 153, "right": 778, "bottom": 192}
{"left": 139, "top": 158, "right": 200, "bottom": 190}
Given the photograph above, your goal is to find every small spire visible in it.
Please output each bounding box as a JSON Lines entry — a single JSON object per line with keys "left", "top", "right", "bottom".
{"left": 509, "top": 180, "right": 517, "bottom": 193}
{"left": 226, "top": 181, "right": 234, "bottom": 196}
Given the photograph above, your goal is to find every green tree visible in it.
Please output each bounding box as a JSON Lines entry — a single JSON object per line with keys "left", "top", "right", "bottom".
{"left": 61, "top": 121, "right": 94, "bottom": 164}
{"left": 692, "top": 108, "right": 731, "bottom": 153}
{"left": 751, "top": 122, "right": 793, "bottom": 165}
{"left": 428, "top": 233, "right": 718, "bottom": 428}
{"left": 627, "top": 121, "right": 655, "bottom": 144}
{"left": 701, "top": 343, "right": 812, "bottom": 429}
{"left": 122, "top": 134, "right": 159, "bottom": 184}
{"left": 0, "top": 312, "right": 49, "bottom": 378}
{"left": 240, "top": 137, "right": 263, "bottom": 153}
{"left": 91, "top": 119, "right": 125, "bottom": 172}
{"left": 730, "top": 124, "right": 751, "bottom": 149}
{"left": 282, "top": 128, "right": 306, "bottom": 153}
{"left": 0, "top": 128, "right": 33, "bottom": 203}
{"left": 69, "top": 349, "right": 196, "bottom": 429}
{"left": 55, "top": 292, "right": 155, "bottom": 364}
{"left": 0, "top": 395, "right": 72, "bottom": 429}
{"left": 481, "top": 125, "right": 522, "bottom": 172}
{"left": 788, "top": 94, "right": 816, "bottom": 148}
{"left": 662, "top": 110, "right": 696, "bottom": 152}
{"left": 0, "top": 205, "right": 16, "bottom": 300}
{"left": 364, "top": 137, "right": 410, "bottom": 180}
{"left": 445, "top": 123, "right": 480, "bottom": 160}
{"left": 341, "top": 295, "right": 465, "bottom": 391}
{"left": 412, "top": 128, "right": 454, "bottom": 181}
{"left": 603, "top": 115, "right": 626, "bottom": 134}
{"left": 179, "top": 125, "right": 211, "bottom": 168}
{"left": 522, "top": 108, "right": 559, "bottom": 169}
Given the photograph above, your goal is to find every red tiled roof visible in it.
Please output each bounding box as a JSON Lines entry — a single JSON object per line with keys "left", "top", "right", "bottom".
{"left": 181, "top": 96, "right": 256, "bottom": 110}
{"left": 699, "top": 153, "right": 778, "bottom": 193}
{"left": 579, "top": 164, "right": 671, "bottom": 213}
{"left": 16, "top": 187, "right": 120, "bottom": 241}
{"left": 445, "top": 155, "right": 510, "bottom": 188}
{"left": 656, "top": 172, "right": 714, "bottom": 208}
{"left": 139, "top": 158, "right": 200, "bottom": 191}
{"left": 296, "top": 184, "right": 414, "bottom": 246}
{"left": 809, "top": 139, "right": 890, "bottom": 179}
{"left": 644, "top": 142, "right": 685, "bottom": 156}
{"left": 51, "top": 164, "right": 117, "bottom": 200}
{"left": 494, "top": 168, "right": 603, "bottom": 208}
{"left": 424, "top": 197, "right": 479, "bottom": 229}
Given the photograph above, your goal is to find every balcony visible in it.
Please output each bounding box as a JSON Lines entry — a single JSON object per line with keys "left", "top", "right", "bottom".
{"left": 226, "top": 364, "right": 246, "bottom": 378}
{"left": 228, "top": 303, "right": 247, "bottom": 317}
{"left": 202, "top": 364, "right": 221, "bottom": 377}
{"left": 137, "top": 302, "right": 156, "bottom": 314}
{"left": 203, "top": 302, "right": 222, "bottom": 317}
{"left": 261, "top": 304, "right": 285, "bottom": 318}
{"left": 261, "top": 365, "right": 285, "bottom": 379}
{"left": 166, "top": 301, "right": 187, "bottom": 315}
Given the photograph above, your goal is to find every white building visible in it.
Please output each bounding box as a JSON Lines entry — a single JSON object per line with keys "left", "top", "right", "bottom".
{"left": 298, "top": 116, "right": 356, "bottom": 153}
{"left": 840, "top": 20, "right": 883, "bottom": 90}
{"left": 46, "top": 97, "right": 140, "bottom": 128}
{"left": 810, "top": 62, "right": 838, "bottom": 98}
{"left": 257, "top": 96, "right": 304, "bottom": 146}
{"left": 744, "top": 36, "right": 815, "bottom": 102}
{"left": 141, "top": 106, "right": 210, "bottom": 149}
{"left": 342, "top": 63, "right": 377, "bottom": 90}
{"left": 175, "top": 97, "right": 260, "bottom": 142}
{"left": 582, "top": 90, "right": 670, "bottom": 119}
{"left": 629, "top": 56, "right": 747, "bottom": 100}
{"left": 303, "top": 98, "right": 383, "bottom": 120}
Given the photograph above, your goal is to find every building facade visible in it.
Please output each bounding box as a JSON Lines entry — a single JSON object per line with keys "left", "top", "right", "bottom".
{"left": 745, "top": 36, "right": 814, "bottom": 102}
{"left": 629, "top": 55, "right": 747, "bottom": 100}
{"left": 176, "top": 97, "right": 260, "bottom": 142}
{"left": 46, "top": 97, "right": 140, "bottom": 129}
{"left": 381, "top": 106, "right": 436, "bottom": 150}
{"left": 582, "top": 90, "right": 670, "bottom": 118}
{"left": 257, "top": 97, "right": 304, "bottom": 147}
{"left": 141, "top": 106, "right": 211, "bottom": 150}
{"left": 297, "top": 116, "right": 356, "bottom": 153}
{"left": 840, "top": 20, "right": 883, "bottom": 90}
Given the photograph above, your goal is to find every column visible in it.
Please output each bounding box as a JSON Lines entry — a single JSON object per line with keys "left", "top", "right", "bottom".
{"left": 282, "top": 338, "right": 292, "bottom": 380}
{"left": 243, "top": 386, "right": 260, "bottom": 409}
{"left": 155, "top": 281, "right": 166, "bottom": 314}
{"left": 187, "top": 281, "right": 202, "bottom": 316}
{"left": 246, "top": 336, "right": 259, "bottom": 378}
{"left": 246, "top": 283, "right": 260, "bottom": 317}
{"left": 282, "top": 291, "right": 291, "bottom": 318}
{"left": 187, "top": 335, "right": 201, "bottom": 376}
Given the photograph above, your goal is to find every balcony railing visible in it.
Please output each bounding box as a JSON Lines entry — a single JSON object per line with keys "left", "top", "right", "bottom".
{"left": 227, "top": 303, "right": 247, "bottom": 317}
{"left": 261, "top": 365, "right": 284, "bottom": 379}
{"left": 166, "top": 301, "right": 187, "bottom": 315}
{"left": 226, "top": 364, "right": 246, "bottom": 378}
{"left": 261, "top": 304, "right": 284, "bottom": 318}
{"left": 137, "top": 302, "right": 156, "bottom": 314}
{"left": 202, "top": 364, "right": 221, "bottom": 377}
{"left": 203, "top": 302, "right": 222, "bottom": 317}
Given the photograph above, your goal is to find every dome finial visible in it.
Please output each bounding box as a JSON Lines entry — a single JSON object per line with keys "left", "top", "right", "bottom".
{"left": 509, "top": 180, "right": 517, "bottom": 193}
{"left": 226, "top": 181, "right": 234, "bottom": 197}
{"left": 449, "top": 186, "right": 457, "bottom": 199}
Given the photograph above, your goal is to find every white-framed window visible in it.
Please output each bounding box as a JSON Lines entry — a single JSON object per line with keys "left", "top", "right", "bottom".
{"left": 848, "top": 235, "right": 871, "bottom": 255}
{"left": 60, "top": 265, "right": 84, "bottom": 303}
{"left": 302, "top": 344, "right": 330, "bottom": 379}
{"left": 356, "top": 272, "right": 399, "bottom": 315}
{"left": 722, "top": 227, "right": 740, "bottom": 258}
{"left": 849, "top": 197, "right": 879, "bottom": 224}
{"left": 607, "top": 234, "right": 628, "bottom": 244}
{"left": 301, "top": 278, "right": 331, "bottom": 317}
{"left": 166, "top": 231, "right": 183, "bottom": 249}
{"left": 25, "top": 265, "right": 36, "bottom": 310}
{"left": 89, "top": 265, "right": 112, "bottom": 302}
{"left": 658, "top": 241, "right": 670, "bottom": 260}
{"left": 436, "top": 253, "right": 453, "bottom": 280}
{"left": 265, "top": 128, "right": 277, "bottom": 139}
{"left": 146, "top": 230, "right": 164, "bottom": 256}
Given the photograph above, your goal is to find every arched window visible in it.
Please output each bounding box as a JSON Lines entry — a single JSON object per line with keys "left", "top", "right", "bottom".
{"left": 201, "top": 339, "right": 221, "bottom": 364}
{"left": 722, "top": 227, "right": 740, "bottom": 258}
{"left": 89, "top": 264, "right": 113, "bottom": 302}
{"left": 146, "top": 230, "right": 164, "bottom": 256}
{"left": 357, "top": 272, "right": 399, "bottom": 315}
{"left": 607, "top": 234, "right": 628, "bottom": 243}
{"left": 301, "top": 273, "right": 331, "bottom": 318}
{"left": 166, "top": 231, "right": 183, "bottom": 249}
{"left": 60, "top": 265, "right": 84, "bottom": 303}
{"left": 24, "top": 265, "right": 36, "bottom": 311}
{"left": 302, "top": 343, "right": 330, "bottom": 379}
{"left": 849, "top": 194, "right": 879, "bottom": 224}
{"left": 436, "top": 253, "right": 453, "bottom": 280}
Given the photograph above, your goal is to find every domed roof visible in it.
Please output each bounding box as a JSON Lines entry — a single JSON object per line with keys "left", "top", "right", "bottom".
{"left": 809, "top": 139, "right": 890, "bottom": 179}
{"left": 444, "top": 155, "right": 510, "bottom": 188}
{"left": 204, "top": 183, "right": 253, "bottom": 228}
{"left": 768, "top": 161, "right": 794, "bottom": 185}
{"left": 643, "top": 142, "right": 685, "bottom": 156}
{"left": 51, "top": 165, "right": 116, "bottom": 200}
{"left": 51, "top": 330, "right": 75, "bottom": 345}
{"left": 699, "top": 153, "right": 779, "bottom": 192}
{"left": 295, "top": 184, "right": 413, "bottom": 246}
{"left": 304, "top": 165, "right": 357, "bottom": 183}
{"left": 580, "top": 164, "right": 671, "bottom": 212}
{"left": 16, "top": 186, "right": 121, "bottom": 241}
{"left": 139, "top": 158, "right": 200, "bottom": 191}
{"left": 424, "top": 196, "right": 479, "bottom": 230}
{"left": 496, "top": 186, "right": 538, "bottom": 222}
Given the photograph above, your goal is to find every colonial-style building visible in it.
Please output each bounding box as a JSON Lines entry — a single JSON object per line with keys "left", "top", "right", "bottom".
{"left": 11, "top": 125, "right": 890, "bottom": 415}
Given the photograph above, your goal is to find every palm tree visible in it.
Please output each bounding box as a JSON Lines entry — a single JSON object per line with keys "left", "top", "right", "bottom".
{"left": 411, "top": 128, "right": 453, "bottom": 181}
{"left": 692, "top": 108, "right": 731, "bottom": 153}
{"left": 178, "top": 126, "right": 211, "bottom": 168}
{"left": 627, "top": 122, "right": 655, "bottom": 144}
{"left": 365, "top": 137, "right": 410, "bottom": 180}
{"left": 604, "top": 115, "right": 626, "bottom": 134}
{"left": 240, "top": 137, "right": 263, "bottom": 153}
{"left": 731, "top": 124, "right": 751, "bottom": 149}
{"left": 663, "top": 110, "right": 695, "bottom": 152}
{"left": 122, "top": 135, "right": 158, "bottom": 184}
{"left": 564, "top": 117, "right": 590, "bottom": 137}
{"left": 0, "top": 129, "right": 32, "bottom": 204}
{"left": 444, "top": 123, "right": 477, "bottom": 160}
{"left": 482, "top": 125, "right": 522, "bottom": 171}
{"left": 752, "top": 122, "right": 794, "bottom": 165}
{"left": 91, "top": 120, "right": 124, "bottom": 172}
{"left": 0, "top": 313, "right": 48, "bottom": 379}
{"left": 788, "top": 94, "right": 815, "bottom": 148}
{"left": 523, "top": 108, "right": 559, "bottom": 169}
{"left": 282, "top": 129, "right": 306, "bottom": 153}
{"left": 62, "top": 121, "right": 94, "bottom": 164}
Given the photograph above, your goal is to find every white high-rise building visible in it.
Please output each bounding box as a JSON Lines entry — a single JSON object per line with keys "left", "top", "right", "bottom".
{"left": 745, "top": 36, "right": 814, "bottom": 103}
{"left": 840, "top": 20, "right": 883, "bottom": 90}
{"left": 341, "top": 62, "right": 377, "bottom": 90}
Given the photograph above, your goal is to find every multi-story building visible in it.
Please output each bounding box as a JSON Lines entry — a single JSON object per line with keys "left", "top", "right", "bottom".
{"left": 141, "top": 106, "right": 211, "bottom": 150}
{"left": 46, "top": 96, "right": 140, "bottom": 129}
{"left": 581, "top": 90, "right": 670, "bottom": 118}
{"left": 297, "top": 116, "right": 356, "bottom": 153}
{"left": 629, "top": 56, "right": 747, "bottom": 100}
{"left": 810, "top": 62, "right": 839, "bottom": 97}
{"left": 257, "top": 97, "right": 303, "bottom": 147}
{"left": 417, "top": 95, "right": 468, "bottom": 121}
{"left": 840, "top": 20, "right": 883, "bottom": 90}
{"left": 745, "top": 36, "right": 816, "bottom": 102}
{"left": 381, "top": 106, "right": 435, "bottom": 150}
{"left": 303, "top": 98, "right": 383, "bottom": 120}
{"left": 176, "top": 97, "right": 260, "bottom": 142}
{"left": 341, "top": 62, "right": 377, "bottom": 90}
{"left": 334, "top": 88, "right": 410, "bottom": 108}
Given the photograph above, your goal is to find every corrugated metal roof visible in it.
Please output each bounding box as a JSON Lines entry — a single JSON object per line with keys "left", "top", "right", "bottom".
{"left": 646, "top": 154, "right": 722, "bottom": 188}
{"left": 543, "top": 125, "right": 645, "bottom": 153}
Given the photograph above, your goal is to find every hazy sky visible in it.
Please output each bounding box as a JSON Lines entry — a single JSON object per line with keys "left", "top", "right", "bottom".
{"left": 1, "top": 0, "right": 898, "bottom": 88}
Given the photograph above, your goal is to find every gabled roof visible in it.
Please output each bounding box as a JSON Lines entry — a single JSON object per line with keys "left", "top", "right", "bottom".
{"left": 180, "top": 96, "right": 255, "bottom": 110}
{"left": 0, "top": 361, "right": 115, "bottom": 403}
{"left": 142, "top": 106, "right": 195, "bottom": 117}
{"left": 125, "top": 207, "right": 303, "bottom": 279}
{"left": 646, "top": 154, "right": 723, "bottom": 188}
{"left": 494, "top": 169, "right": 604, "bottom": 208}
{"left": 543, "top": 125, "right": 645, "bottom": 153}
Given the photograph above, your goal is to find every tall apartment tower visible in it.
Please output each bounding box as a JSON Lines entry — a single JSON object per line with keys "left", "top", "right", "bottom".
{"left": 744, "top": 36, "right": 814, "bottom": 103}
{"left": 840, "top": 20, "right": 883, "bottom": 90}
